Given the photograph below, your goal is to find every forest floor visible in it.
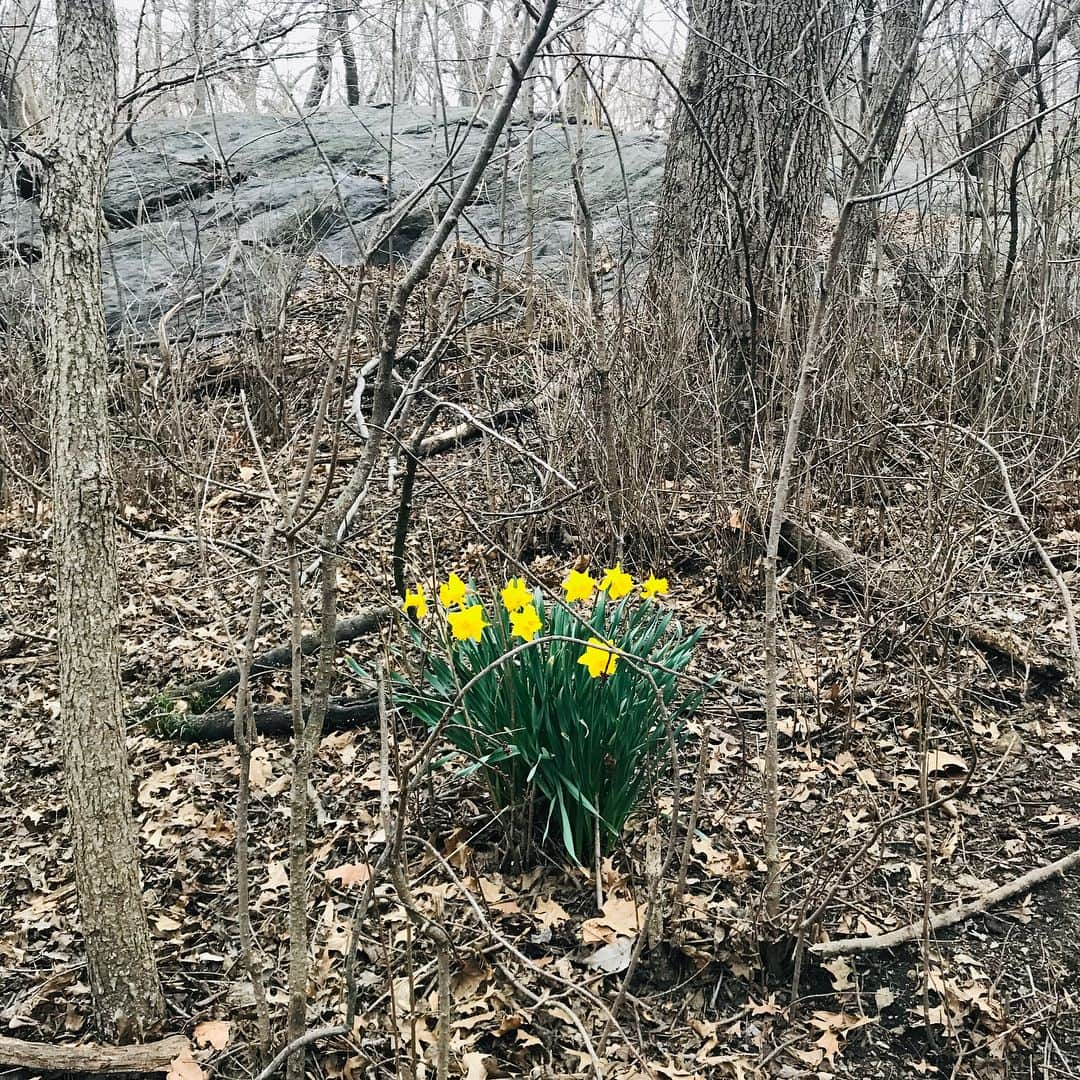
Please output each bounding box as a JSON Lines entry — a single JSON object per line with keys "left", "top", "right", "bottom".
{"left": 2, "top": 268, "right": 1080, "bottom": 1080}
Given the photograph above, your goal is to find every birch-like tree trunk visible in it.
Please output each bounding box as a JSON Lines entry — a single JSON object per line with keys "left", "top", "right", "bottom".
{"left": 646, "top": 0, "right": 843, "bottom": 427}
{"left": 40, "top": 0, "right": 164, "bottom": 1042}
{"left": 189, "top": 0, "right": 206, "bottom": 112}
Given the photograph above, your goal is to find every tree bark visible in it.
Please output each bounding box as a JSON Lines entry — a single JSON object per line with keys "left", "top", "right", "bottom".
{"left": 837, "top": 0, "right": 923, "bottom": 290}
{"left": 0, "top": 0, "right": 42, "bottom": 131}
{"left": 0, "top": 1035, "right": 188, "bottom": 1073}
{"left": 40, "top": 0, "right": 164, "bottom": 1042}
{"left": 170, "top": 605, "right": 391, "bottom": 704}
{"left": 645, "top": 0, "right": 843, "bottom": 427}
{"left": 336, "top": 6, "right": 359, "bottom": 107}
{"left": 779, "top": 516, "right": 1067, "bottom": 682}
{"left": 188, "top": 0, "right": 206, "bottom": 113}
{"left": 811, "top": 848, "right": 1080, "bottom": 957}
{"left": 304, "top": 4, "right": 335, "bottom": 110}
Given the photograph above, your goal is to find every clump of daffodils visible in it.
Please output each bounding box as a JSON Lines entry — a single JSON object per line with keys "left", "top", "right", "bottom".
{"left": 383, "top": 560, "right": 700, "bottom": 863}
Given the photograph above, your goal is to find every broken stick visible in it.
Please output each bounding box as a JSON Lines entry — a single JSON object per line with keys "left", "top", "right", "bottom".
{"left": 780, "top": 517, "right": 1066, "bottom": 682}
{"left": 171, "top": 606, "right": 390, "bottom": 703}
{"left": 811, "top": 847, "right": 1080, "bottom": 957}
{"left": 0, "top": 1033, "right": 190, "bottom": 1074}
{"left": 157, "top": 698, "right": 377, "bottom": 741}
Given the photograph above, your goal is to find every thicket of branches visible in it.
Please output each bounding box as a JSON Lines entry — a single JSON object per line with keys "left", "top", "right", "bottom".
{"left": 1, "top": 0, "right": 1079, "bottom": 1073}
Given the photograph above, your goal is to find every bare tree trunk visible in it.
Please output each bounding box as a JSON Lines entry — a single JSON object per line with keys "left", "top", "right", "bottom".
{"left": 564, "top": 0, "right": 590, "bottom": 299}
{"left": 645, "top": 0, "right": 842, "bottom": 429}
{"left": 336, "top": 6, "right": 359, "bottom": 107}
{"left": 151, "top": 0, "right": 162, "bottom": 73}
{"left": 398, "top": 6, "right": 425, "bottom": 102}
{"left": 189, "top": 0, "right": 206, "bottom": 113}
{"left": 447, "top": 0, "right": 483, "bottom": 106}
{"left": 40, "top": 0, "right": 164, "bottom": 1043}
{"left": 837, "top": 0, "right": 923, "bottom": 289}
{"left": 305, "top": 4, "right": 335, "bottom": 110}
{"left": 0, "top": 2, "right": 42, "bottom": 132}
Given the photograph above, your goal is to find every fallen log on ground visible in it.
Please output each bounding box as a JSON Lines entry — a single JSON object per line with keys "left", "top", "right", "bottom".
{"left": 415, "top": 401, "right": 536, "bottom": 458}
{"left": 0, "top": 1034, "right": 190, "bottom": 1073}
{"left": 811, "top": 847, "right": 1080, "bottom": 957}
{"left": 780, "top": 517, "right": 1066, "bottom": 682}
{"left": 171, "top": 606, "right": 391, "bottom": 704}
{"left": 156, "top": 698, "right": 377, "bottom": 741}
{"left": 321, "top": 399, "right": 538, "bottom": 465}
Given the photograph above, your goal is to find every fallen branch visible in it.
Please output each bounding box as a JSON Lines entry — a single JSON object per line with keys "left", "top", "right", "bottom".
{"left": 171, "top": 607, "right": 391, "bottom": 703}
{"left": 416, "top": 401, "right": 535, "bottom": 458}
{"left": 323, "top": 398, "right": 541, "bottom": 467}
{"left": 811, "top": 847, "right": 1080, "bottom": 957}
{"left": 252, "top": 1026, "right": 348, "bottom": 1080}
{"left": 156, "top": 698, "right": 377, "bottom": 741}
{"left": 780, "top": 517, "right": 1066, "bottom": 682}
{"left": 0, "top": 1034, "right": 190, "bottom": 1074}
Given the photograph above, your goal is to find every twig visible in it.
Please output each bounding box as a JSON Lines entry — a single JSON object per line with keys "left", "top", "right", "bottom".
{"left": 252, "top": 1026, "right": 349, "bottom": 1080}
{"left": 811, "top": 848, "right": 1080, "bottom": 956}
{"left": 949, "top": 424, "right": 1080, "bottom": 685}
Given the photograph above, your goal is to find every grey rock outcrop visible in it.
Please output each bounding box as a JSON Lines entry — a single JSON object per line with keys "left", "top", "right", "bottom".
{"left": 1, "top": 106, "right": 667, "bottom": 341}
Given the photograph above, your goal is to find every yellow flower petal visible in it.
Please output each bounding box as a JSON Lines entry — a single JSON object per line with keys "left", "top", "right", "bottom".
{"left": 563, "top": 568, "right": 596, "bottom": 603}
{"left": 446, "top": 603, "right": 489, "bottom": 642}
{"left": 640, "top": 574, "right": 669, "bottom": 600}
{"left": 500, "top": 577, "right": 533, "bottom": 613}
{"left": 599, "top": 562, "right": 633, "bottom": 601}
{"left": 403, "top": 584, "right": 428, "bottom": 619}
{"left": 438, "top": 572, "right": 469, "bottom": 608}
{"left": 509, "top": 603, "right": 542, "bottom": 642}
{"left": 577, "top": 636, "right": 618, "bottom": 678}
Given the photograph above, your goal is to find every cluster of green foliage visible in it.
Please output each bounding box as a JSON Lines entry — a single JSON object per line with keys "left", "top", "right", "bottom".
{"left": 381, "top": 571, "right": 704, "bottom": 863}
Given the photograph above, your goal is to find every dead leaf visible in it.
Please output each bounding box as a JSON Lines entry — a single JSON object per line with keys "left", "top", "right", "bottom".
{"left": 248, "top": 746, "right": 273, "bottom": 789}
{"left": 925, "top": 750, "right": 967, "bottom": 776}
{"left": 478, "top": 876, "right": 504, "bottom": 904}
{"left": 816, "top": 1027, "right": 843, "bottom": 1064}
{"left": 194, "top": 1019, "right": 231, "bottom": 1050}
{"left": 532, "top": 897, "right": 570, "bottom": 929}
{"left": 583, "top": 937, "right": 633, "bottom": 974}
{"left": 822, "top": 955, "right": 854, "bottom": 990}
{"left": 325, "top": 863, "right": 371, "bottom": 887}
{"left": 749, "top": 996, "right": 782, "bottom": 1016}
{"left": 442, "top": 828, "right": 472, "bottom": 869}
{"left": 167, "top": 1051, "right": 205, "bottom": 1080}
{"left": 461, "top": 1050, "right": 488, "bottom": 1080}
{"left": 580, "top": 896, "right": 645, "bottom": 943}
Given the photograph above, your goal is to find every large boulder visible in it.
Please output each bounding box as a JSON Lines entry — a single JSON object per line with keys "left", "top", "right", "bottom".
{"left": 1, "top": 106, "right": 668, "bottom": 341}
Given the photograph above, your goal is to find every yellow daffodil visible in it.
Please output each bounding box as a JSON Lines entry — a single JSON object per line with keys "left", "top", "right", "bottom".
{"left": 500, "top": 577, "right": 533, "bottom": 613}
{"left": 509, "top": 603, "right": 542, "bottom": 642}
{"left": 578, "top": 636, "right": 618, "bottom": 678}
{"left": 446, "top": 603, "right": 489, "bottom": 642}
{"left": 439, "top": 572, "right": 469, "bottom": 608}
{"left": 563, "top": 568, "right": 597, "bottom": 603}
{"left": 403, "top": 584, "right": 428, "bottom": 619}
{"left": 641, "top": 574, "right": 669, "bottom": 600}
{"left": 599, "top": 562, "right": 633, "bottom": 601}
